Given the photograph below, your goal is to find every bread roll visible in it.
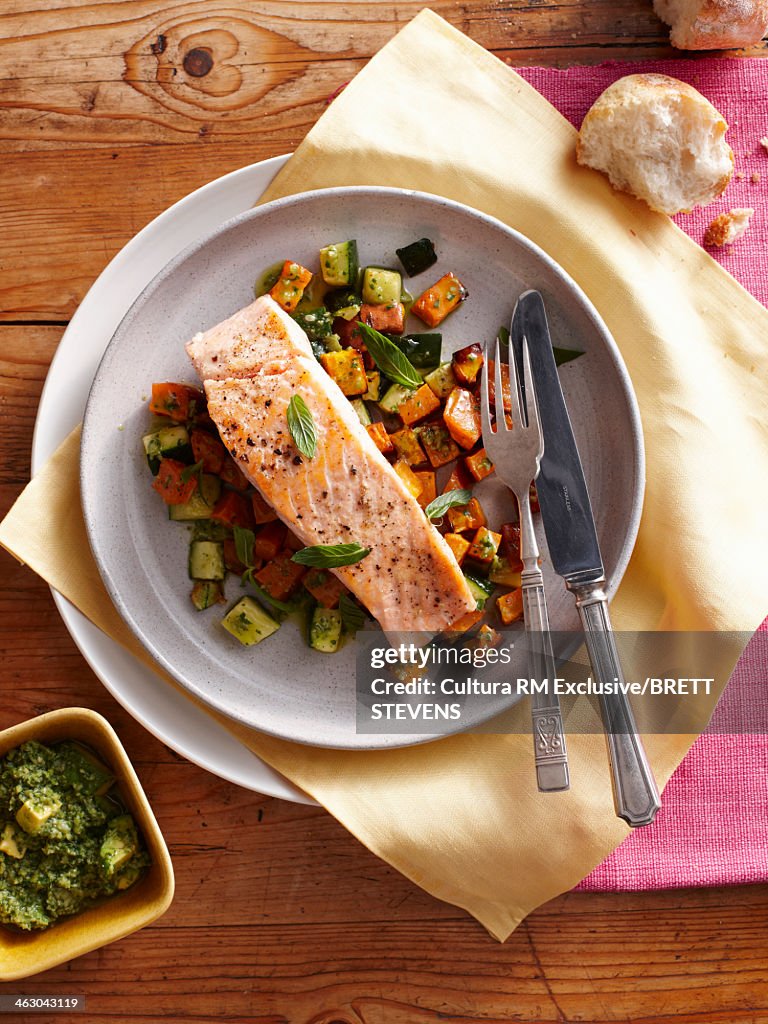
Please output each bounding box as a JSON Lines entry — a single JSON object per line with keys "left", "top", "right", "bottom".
{"left": 654, "top": 0, "right": 768, "bottom": 50}
{"left": 576, "top": 74, "right": 734, "bottom": 215}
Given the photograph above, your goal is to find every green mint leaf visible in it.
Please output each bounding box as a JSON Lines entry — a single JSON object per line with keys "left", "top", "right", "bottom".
{"left": 338, "top": 593, "right": 367, "bottom": 636}
{"left": 497, "top": 323, "right": 582, "bottom": 367}
{"left": 424, "top": 488, "right": 473, "bottom": 521}
{"left": 357, "top": 322, "right": 422, "bottom": 389}
{"left": 287, "top": 394, "right": 318, "bottom": 459}
{"left": 233, "top": 525, "right": 256, "bottom": 569}
{"left": 291, "top": 543, "right": 371, "bottom": 568}
{"left": 553, "top": 346, "right": 583, "bottom": 367}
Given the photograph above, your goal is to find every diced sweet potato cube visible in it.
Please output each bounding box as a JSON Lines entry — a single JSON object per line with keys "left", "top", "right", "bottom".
{"left": 366, "top": 421, "right": 394, "bottom": 454}
{"left": 413, "top": 471, "right": 437, "bottom": 509}
{"left": 255, "top": 552, "right": 306, "bottom": 601}
{"left": 500, "top": 523, "right": 524, "bottom": 572}
{"left": 269, "top": 260, "right": 313, "bottom": 313}
{"left": 253, "top": 521, "right": 287, "bottom": 562}
{"left": 487, "top": 359, "right": 512, "bottom": 412}
{"left": 283, "top": 530, "right": 304, "bottom": 551}
{"left": 465, "top": 447, "right": 495, "bottom": 481}
{"left": 211, "top": 490, "right": 254, "bottom": 530}
{"left": 389, "top": 426, "right": 426, "bottom": 466}
{"left": 251, "top": 490, "right": 278, "bottom": 525}
{"left": 219, "top": 457, "right": 251, "bottom": 492}
{"left": 453, "top": 343, "right": 484, "bottom": 385}
{"left": 360, "top": 302, "right": 405, "bottom": 335}
{"left": 443, "top": 387, "right": 481, "bottom": 449}
{"left": 442, "top": 463, "right": 474, "bottom": 493}
{"left": 444, "top": 532, "right": 470, "bottom": 565}
{"left": 497, "top": 588, "right": 524, "bottom": 626}
{"left": 303, "top": 568, "right": 348, "bottom": 609}
{"left": 489, "top": 556, "right": 522, "bottom": 588}
{"left": 320, "top": 349, "right": 368, "bottom": 396}
{"left": 467, "top": 526, "right": 502, "bottom": 565}
{"left": 447, "top": 497, "right": 487, "bottom": 533}
{"left": 398, "top": 384, "right": 441, "bottom": 426}
{"left": 446, "top": 608, "right": 484, "bottom": 634}
{"left": 412, "top": 272, "right": 468, "bottom": 328}
{"left": 530, "top": 482, "right": 540, "bottom": 513}
{"left": 416, "top": 422, "right": 460, "bottom": 468}
{"left": 393, "top": 460, "right": 423, "bottom": 498}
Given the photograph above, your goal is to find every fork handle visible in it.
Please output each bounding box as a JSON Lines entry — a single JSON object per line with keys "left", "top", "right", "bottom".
{"left": 569, "top": 580, "right": 661, "bottom": 828}
{"left": 522, "top": 568, "right": 569, "bottom": 792}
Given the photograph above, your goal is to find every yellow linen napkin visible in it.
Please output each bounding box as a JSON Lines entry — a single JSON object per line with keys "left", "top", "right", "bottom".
{"left": 3, "top": 10, "right": 768, "bottom": 940}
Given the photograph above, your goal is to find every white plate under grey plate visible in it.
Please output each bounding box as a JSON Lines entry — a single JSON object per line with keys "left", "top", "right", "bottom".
{"left": 34, "top": 156, "right": 313, "bottom": 802}
{"left": 79, "top": 184, "right": 644, "bottom": 750}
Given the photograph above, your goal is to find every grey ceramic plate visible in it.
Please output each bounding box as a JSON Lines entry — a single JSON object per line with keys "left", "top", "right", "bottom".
{"left": 81, "top": 186, "right": 644, "bottom": 749}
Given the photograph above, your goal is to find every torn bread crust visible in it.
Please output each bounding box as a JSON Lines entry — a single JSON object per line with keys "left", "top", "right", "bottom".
{"left": 704, "top": 207, "right": 754, "bottom": 247}
{"left": 653, "top": 0, "right": 768, "bottom": 50}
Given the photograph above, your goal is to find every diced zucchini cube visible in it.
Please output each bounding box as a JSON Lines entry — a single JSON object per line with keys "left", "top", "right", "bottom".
{"left": 424, "top": 362, "right": 458, "bottom": 400}
{"left": 292, "top": 307, "right": 334, "bottom": 341}
{"left": 350, "top": 398, "right": 372, "bottom": 426}
{"left": 378, "top": 382, "right": 416, "bottom": 415}
{"left": 309, "top": 607, "right": 343, "bottom": 653}
{"left": 395, "top": 237, "right": 438, "bottom": 277}
{"left": 319, "top": 240, "right": 359, "bottom": 287}
{"left": 463, "top": 572, "right": 495, "bottom": 610}
{"left": 168, "top": 474, "right": 222, "bottom": 521}
{"left": 188, "top": 540, "right": 225, "bottom": 581}
{"left": 142, "top": 425, "right": 191, "bottom": 475}
{"left": 191, "top": 580, "right": 225, "bottom": 610}
{"left": 362, "top": 266, "right": 402, "bottom": 305}
{"left": 221, "top": 597, "right": 280, "bottom": 646}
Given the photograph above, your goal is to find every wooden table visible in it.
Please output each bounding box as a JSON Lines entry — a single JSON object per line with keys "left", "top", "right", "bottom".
{"left": 2, "top": 4, "right": 767, "bottom": 1021}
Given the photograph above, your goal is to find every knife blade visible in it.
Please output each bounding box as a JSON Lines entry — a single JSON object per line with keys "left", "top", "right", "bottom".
{"left": 511, "top": 289, "right": 660, "bottom": 828}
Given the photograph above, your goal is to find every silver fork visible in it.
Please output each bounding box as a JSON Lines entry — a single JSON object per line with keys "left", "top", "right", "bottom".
{"left": 480, "top": 337, "right": 570, "bottom": 792}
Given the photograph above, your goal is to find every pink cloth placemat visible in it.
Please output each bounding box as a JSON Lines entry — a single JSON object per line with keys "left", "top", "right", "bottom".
{"left": 517, "top": 59, "right": 768, "bottom": 891}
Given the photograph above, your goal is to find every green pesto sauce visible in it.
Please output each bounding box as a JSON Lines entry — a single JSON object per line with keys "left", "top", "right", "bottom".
{"left": 0, "top": 740, "right": 150, "bottom": 931}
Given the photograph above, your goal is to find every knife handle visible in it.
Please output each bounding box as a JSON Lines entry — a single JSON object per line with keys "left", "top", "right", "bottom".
{"left": 569, "top": 580, "right": 661, "bottom": 828}
{"left": 522, "top": 569, "right": 570, "bottom": 792}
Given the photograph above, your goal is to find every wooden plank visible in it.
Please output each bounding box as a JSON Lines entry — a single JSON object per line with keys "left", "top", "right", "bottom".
{"left": 6, "top": 899, "right": 768, "bottom": 1022}
{"left": 0, "top": 0, "right": 673, "bottom": 153}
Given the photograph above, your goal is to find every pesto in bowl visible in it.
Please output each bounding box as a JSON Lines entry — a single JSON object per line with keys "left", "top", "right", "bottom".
{"left": 0, "top": 740, "right": 149, "bottom": 931}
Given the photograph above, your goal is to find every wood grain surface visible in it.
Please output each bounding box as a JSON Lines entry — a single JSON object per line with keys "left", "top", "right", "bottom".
{"left": 1, "top": 2, "right": 767, "bottom": 1022}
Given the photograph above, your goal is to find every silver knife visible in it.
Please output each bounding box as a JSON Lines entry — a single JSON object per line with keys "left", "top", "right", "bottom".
{"left": 511, "top": 289, "right": 660, "bottom": 828}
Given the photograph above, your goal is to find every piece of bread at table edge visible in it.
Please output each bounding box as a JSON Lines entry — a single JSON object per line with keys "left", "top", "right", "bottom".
{"left": 654, "top": 0, "right": 768, "bottom": 50}
{"left": 576, "top": 74, "right": 734, "bottom": 216}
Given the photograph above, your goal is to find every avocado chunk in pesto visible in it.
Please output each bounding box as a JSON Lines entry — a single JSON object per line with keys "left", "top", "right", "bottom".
{"left": 0, "top": 740, "right": 150, "bottom": 931}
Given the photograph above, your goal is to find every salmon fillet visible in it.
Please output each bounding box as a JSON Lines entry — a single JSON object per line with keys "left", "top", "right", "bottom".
{"left": 186, "top": 295, "right": 476, "bottom": 636}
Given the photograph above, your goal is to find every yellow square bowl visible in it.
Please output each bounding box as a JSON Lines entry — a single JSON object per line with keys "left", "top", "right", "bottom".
{"left": 0, "top": 707, "right": 174, "bottom": 980}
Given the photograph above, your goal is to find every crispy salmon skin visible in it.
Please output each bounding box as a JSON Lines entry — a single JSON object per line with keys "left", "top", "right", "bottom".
{"left": 186, "top": 295, "right": 476, "bottom": 636}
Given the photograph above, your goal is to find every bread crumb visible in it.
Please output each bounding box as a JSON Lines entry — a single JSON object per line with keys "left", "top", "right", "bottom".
{"left": 761, "top": 136, "right": 768, "bottom": 152}
{"left": 752, "top": 172, "right": 761, "bottom": 183}
{"left": 736, "top": 171, "right": 745, "bottom": 180}
{"left": 704, "top": 208, "right": 754, "bottom": 247}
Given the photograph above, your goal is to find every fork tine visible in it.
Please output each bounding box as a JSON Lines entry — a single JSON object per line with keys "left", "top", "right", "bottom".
{"left": 521, "top": 336, "right": 544, "bottom": 460}
{"left": 493, "top": 338, "right": 506, "bottom": 429}
{"left": 505, "top": 333, "right": 524, "bottom": 431}
{"left": 480, "top": 343, "right": 493, "bottom": 437}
